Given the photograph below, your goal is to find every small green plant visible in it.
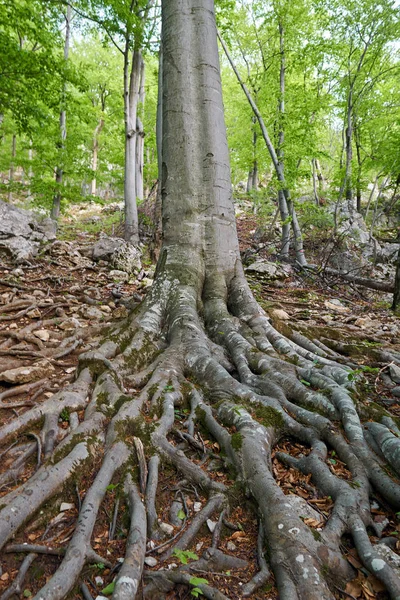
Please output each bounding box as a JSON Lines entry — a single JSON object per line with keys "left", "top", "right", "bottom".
{"left": 172, "top": 549, "right": 198, "bottom": 565}
{"left": 101, "top": 582, "right": 115, "bottom": 595}
{"left": 189, "top": 577, "right": 208, "bottom": 597}
{"left": 90, "top": 562, "right": 105, "bottom": 570}
{"left": 59, "top": 408, "right": 70, "bottom": 423}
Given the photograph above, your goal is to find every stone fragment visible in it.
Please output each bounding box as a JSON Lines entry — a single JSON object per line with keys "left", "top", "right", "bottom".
{"left": 159, "top": 522, "right": 174, "bottom": 536}
{"left": 34, "top": 329, "right": 50, "bottom": 342}
{"left": 100, "top": 305, "right": 112, "bottom": 313}
{"left": 226, "top": 541, "right": 237, "bottom": 551}
{"left": 113, "top": 306, "right": 129, "bottom": 319}
{"left": 27, "top": 308, "right": 41, "bottom": 318}
{"left": 354, "top": 317, "right": 374, "bottom": 329}
{"left": 58, "top": 317, "right": 82, "bottom": 330}
{"left": 80, "top": 305, "right": 103, "bottom": 320}
{"left": 60, "top": 502, "right": 75, "bottom": 512}
{"left": 1, "top": 362, "right": 52, "bottom": 384}
{"left": 144, "top": 557, "right": 158, "bottom": 567}
{"left": 108, "top": 269, "right": 129, "bottom": 282}
{"left": 271, "top": 309, "right": 290, "bottom": 320}
{"left": 389, "top": 364, "right": 400, "bottom": 384}
{"left": 207, "top": 519, "right": 217, "bottom": 533}
{"left": 324, "top": 300, "right": 350, "bottom": 314}
{"left": 245, "top": 260, "right": 278, "bottom": 277}
{"left": 193, "top": 502, "right": 202, "bottom": 512}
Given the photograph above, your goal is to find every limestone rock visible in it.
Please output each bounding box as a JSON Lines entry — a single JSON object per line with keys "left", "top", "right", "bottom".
{"left": 1, "top": 361, "right": 52, "bottom": 384}
{"left": 34, "top": 329, "right": 50, "bottom": 342}
{"left": 354, "top": 317, "right": 374, "bottom": 329}
{"left": 113, "top": 306, "right": 129, "bottom": 319}
{"left": 246, "top": 260, "right": 278, "bottom": 277}
{"left": 389, "top": 364, "right": 400, "bottom": 384}
{"left": 207, "top": 519, "right": 217, "bottom": 533}
{"left": 80, "top": 305, "right": 104, "bottom": 320}
{"left": 60, "top": 502, "right": 75, "bottom": 512}
{"left": 159, "top": 522, "right": 174, "bottom": 536}
{"left": 0, "top": 201, "right": 56, "bottom": 261}
{"left": 108, "top": 270, "right": 129, "bottom": 282}
{"left": 324, "top": 300, "right": 350, "bottom": 314}
{"left": 92, "top": 236, "right": 125, "bottom": 261}
{"left": 144, "top": 557, "right": 158, "bottom": 567}
{"left": 271, "top": 309, "right": 290, "bottom": 320}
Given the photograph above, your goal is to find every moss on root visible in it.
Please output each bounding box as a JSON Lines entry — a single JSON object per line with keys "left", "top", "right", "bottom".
{"left": 231, "top": 432, "right": 243, "bottom": 450}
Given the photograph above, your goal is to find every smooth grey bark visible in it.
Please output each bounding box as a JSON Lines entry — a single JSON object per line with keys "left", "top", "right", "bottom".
{"left": 7, "top": 134, "right": 16, "bottom": 202}
{"left": 124, "top": 47, "right": 142, "bottom": 244}
{"left": 135, "top": 58, "right": 145, "bottom": 202}
{"left": 51, "top": 2, "right": 71, "bottom": 221}
{"left": 217, "top": 31, "right": 306, "bottom": 266}
{"left": 90, "top": 118, "right": 104, "bottom": 196}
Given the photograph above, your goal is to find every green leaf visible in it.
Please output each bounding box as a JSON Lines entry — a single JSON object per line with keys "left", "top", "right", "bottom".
{"left": 106, "top": 484, "right": 118, "bottom": 491}
{"left": 172, "top": 549, "right": 199, "bottom": 565}
{"left": 177, "top": 509, "right": 186, "bottom": 520}
{"left": 101, "top": 582, "right": 115, "bottom": 595}
{"left": 23, "top": 591, "right": 32, "bottom": 598}
{"left": 300, "top": 379, "right": 311, "bottom": 387}
{"left": 191, "top": 588, "right": 202, "bottom": 597}
{"left": 189, "top": 577, "right": 208, "bottom": 586}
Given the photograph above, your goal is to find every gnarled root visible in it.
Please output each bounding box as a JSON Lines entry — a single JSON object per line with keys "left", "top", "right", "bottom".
{"left": 1, "top": 277, "right": 400, "bottom": 600}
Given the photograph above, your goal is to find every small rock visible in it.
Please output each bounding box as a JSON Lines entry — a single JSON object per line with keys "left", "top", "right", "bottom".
{"left": 168, "top": 563, "right": 178, "bottom": 570}
{"left": 113, "top": 306, "right": 129, "bottom": 319}
{"left": 159, "top": 522, "right": 174, "bottom": 536}
{"left": 271, "top": 309, "right": 290, "bottom": 321}
{"left": 226, "top": 541, "right": 237, "bottom": 551}
{"left": 138, "top": 277, "right": 153, "bottom": 289}
{"left": 324, "top": 300, "right": 350, "bottom": 314}
{"left": 11, "top": 268, "right": 24, "bottom": 277}
{"left": 100, "top": 305, "right": 112, "bottom": 313}
{"left": 0, "top": 362, "right": 52, "bottom": 384}
{"left": 354, "top": 317, "right": 374, "bottom": 329}
{"left": 94, "top": 576, "right": 104, "bottom": 587}
{"left": 27, "top": 308, "right": 41, "bottom": 318}
{"left": 196, "top": 542, "right": 204, "bottom": 552}
{"left": 144, "top": 557, "right": 158, "bottom": 567}
{"left": 207, "top": 519, "right": 217, "bottom": 533}
{"left": 245, "top": 260, "right": 278, "bottom": 277}
{"left": 389, "top": 364, "right": 400, "bottom": 384}
{"left": 9, "top": 323, "right": 17, "bottom": 329}
{"left": 34, "top": 329, "right": 50, "bottom": 342}
{"left": 80, "top": 306, "right": 103, "bottom": 320}
{"left": 193, "top": 502, "right": 202, "bottom": 512}
{"left": 58, "top": 317, "right": 82, "bottom": 330}
{"left": 32, "top": 290, "right": 46, "bottom": 297}
{"left": 109, "top": 269, "right": 129, "bottom": 282}
{"left": 59, "top": 502, "right": 75, "bottom": 512}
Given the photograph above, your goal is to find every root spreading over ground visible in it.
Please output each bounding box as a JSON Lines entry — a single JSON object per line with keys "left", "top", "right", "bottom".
{"left": 1, "top": 259, "right": 400, "bottom": 600}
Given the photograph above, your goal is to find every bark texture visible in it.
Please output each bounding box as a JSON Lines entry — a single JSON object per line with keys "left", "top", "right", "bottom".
{"left": 2, "top": 3, "right": 400, "bottom": 600}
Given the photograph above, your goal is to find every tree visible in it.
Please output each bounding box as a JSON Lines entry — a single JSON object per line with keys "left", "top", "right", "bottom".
{"left": 2, "top": 2, "right": 400, "bottom": 600}
{"left": 74, "top": 0, "right": 157, "bottom": 243}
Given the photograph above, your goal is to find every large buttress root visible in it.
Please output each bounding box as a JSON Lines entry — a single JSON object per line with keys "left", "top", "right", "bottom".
{"left": 2, "top": 274, "right": 400, "bottom": 600}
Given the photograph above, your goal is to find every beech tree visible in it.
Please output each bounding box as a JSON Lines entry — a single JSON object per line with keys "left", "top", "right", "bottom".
{"left": 2, "top": 2, "right": 400, "bottom": 600}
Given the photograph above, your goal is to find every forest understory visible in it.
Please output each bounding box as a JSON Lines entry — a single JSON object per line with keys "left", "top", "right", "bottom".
{"left": 1, "top": 203, "right": 400, "bottom": 600}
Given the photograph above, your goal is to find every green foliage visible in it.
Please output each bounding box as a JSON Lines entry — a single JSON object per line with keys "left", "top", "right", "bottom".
{"left": 172, "top": 549, "right": 199, "bottom": 565}
{"left": 189, "top": 577, "right": 208, "bottom": 597}
{"left": 101, "top": 582, "right": 115, "bottom": 595}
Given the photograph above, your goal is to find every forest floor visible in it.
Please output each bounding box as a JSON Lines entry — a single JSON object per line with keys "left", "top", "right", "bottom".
{"left": 0, "top": 199, "right": 399, "bottom": 600}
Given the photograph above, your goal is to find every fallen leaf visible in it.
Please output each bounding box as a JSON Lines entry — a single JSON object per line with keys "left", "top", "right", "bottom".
{"left": 345, "top": 579, "right": 362, "bottom": 597}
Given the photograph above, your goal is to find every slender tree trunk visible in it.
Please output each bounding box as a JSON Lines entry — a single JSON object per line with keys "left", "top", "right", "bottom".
{"left": 354, "top": 121, "right": 362, "bottom": 212}
{"left": 218, "top": 30, "right": 306, "bottom": 266}
{"left": 151, "top": 43, "right": 163, "bottom": 260}
{"left": 51, "top": 2, "right": 71, "bottom": 221}
{"left": 135, "top": 58, "right": 145, "bottom": 202}
{"left": 91, "top": 119, "right": 104, "bottom": 196}
{"left": 315, "top": 159, "right": 325, "bottom": 192}
{"left": 312, "top": 159, "right": 319, "bottom": 206}
{"left": 8, "top": 134, "right": 16, "bottom": 202}
{"left": 124, "top": 46, "right": 142, "bottom": 244}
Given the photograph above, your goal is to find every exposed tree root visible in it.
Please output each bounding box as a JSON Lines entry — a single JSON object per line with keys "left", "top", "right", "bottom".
{"left": 1, "top": 275, "right": 400, "bottom": 600}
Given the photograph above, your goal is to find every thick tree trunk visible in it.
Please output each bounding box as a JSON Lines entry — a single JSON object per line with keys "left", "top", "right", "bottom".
{"left": 393, "top": 243, "right": 400, "bottom": 311}
{"left": 51, "top": 2, "right": 71, "bottom": 221}
{"left": 2, "top": 3, "right": 400, "bottom": 600}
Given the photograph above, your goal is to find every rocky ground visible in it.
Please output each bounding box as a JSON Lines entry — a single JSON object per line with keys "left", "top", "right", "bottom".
{"left": 0, "top": 200, "right": 400, "bottom": 599}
